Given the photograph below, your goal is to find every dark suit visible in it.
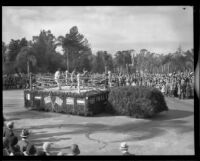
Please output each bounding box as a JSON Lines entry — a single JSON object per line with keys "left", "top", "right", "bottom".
{"left": 3, "top": 127, "right": 14, "bottom": 138}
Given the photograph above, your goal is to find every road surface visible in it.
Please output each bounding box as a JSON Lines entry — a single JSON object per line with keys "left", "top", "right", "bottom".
{"left": 3, "top": 90, "right": 194, "bottom": 155}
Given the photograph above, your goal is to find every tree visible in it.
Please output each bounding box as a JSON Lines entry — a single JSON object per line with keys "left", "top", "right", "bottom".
{"left": 2, "top": 41, "right": 7, "bottom": 63}
{"left": 32, "top": 30, "right": 58, "bottom": 72}
{"left": 114, "top": 50, "right": 133, "bottom": 73}
{"left": 92, "top": 51, "right": 105, "bottom": 73}
{"left": 7, "top": 38, "right": 28, "bottom": 62}
{"left": 16, "top": 46, "right": 37, "bottom": 74}
{"left": 76, "top": 50, "right": 92, "bottom": 72}
{"left": 114, "top": 51, "right": 124, "bottom": 68}
{"left": 5, "top": 38, "right": 29, "bottom": 74}
{"left": 59, "top": 26, "right": 91, "bottom": 71}
{"left": 184, "top": 49, "right": 194, "bottom": 71}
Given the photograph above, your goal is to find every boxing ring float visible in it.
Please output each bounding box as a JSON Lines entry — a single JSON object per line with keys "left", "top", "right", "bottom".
{"left": 24, "top": 73, "right": 110, "bottom": 116}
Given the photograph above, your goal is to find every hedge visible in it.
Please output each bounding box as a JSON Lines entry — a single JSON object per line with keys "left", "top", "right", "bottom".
{"left": 106, "top": 86, "right": 168, "bottom": 118}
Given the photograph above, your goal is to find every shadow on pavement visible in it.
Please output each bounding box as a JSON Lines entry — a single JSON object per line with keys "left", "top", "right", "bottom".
{"left": 8, "top": 99, "right": 193, "bottom": 153}
{"left": 4, "top": 110, "right": 60, "bottom": 120}
{"left": 151, "top": 109, "right": 193, "bottom": 121}
{"left": 5, "top": 109, "right": 193, "bottom": 123}
{"left": 22, "top": 112, "right": 193, "bottom": 146}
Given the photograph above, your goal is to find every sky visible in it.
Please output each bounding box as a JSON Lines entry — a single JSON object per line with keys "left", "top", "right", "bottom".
{"left": 2, "top": 6, "right": 193, "bottom": 55}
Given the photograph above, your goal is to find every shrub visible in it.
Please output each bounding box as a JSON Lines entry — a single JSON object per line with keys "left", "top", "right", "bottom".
{"left": 106, "top": 86, "right": 168, "bottom": 118}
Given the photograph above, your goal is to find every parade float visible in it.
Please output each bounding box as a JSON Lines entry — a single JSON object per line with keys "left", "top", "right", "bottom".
{"left": 24, "top": 73, "right": 109, "bottom": 116}
{"left": 24, "top": 70, "right": 168, "bottom": 118}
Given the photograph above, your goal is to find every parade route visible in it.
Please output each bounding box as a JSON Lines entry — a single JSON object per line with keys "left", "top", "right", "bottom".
{"left": 3, "top": 90, "right": 194, "bottom": 155}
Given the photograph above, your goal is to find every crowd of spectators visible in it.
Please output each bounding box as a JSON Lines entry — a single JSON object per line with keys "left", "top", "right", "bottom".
{"left": 3, "top": 120, "right": 133, "bottom": 156}
{"left": 110, "top": 71, "right": 194, "bottom": 99}
{"left": 3, "top": 74, "right": 29, "bottom": 90}
{"left": 3, "top": 121, "right": 81, "bottom": 156}
{"left": 3, "top": 73, "right": 37, "bottom": 90}
{"left": 3, "top": 70, "right": 194, "bottom": 100}
{"left": 56, "top": 69, "right": 194, "bottom": 100}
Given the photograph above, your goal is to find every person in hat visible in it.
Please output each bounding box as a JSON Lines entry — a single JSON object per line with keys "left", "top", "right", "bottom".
{"left": 55, "top": 68, "right": 62, "bottom": 90}
{"left": 119, "top": 142, "right": 133, "bottom": 155}
{"left": 42, "top": 142, "right": 53, "bottom": 156}
{"left": 57, "top": 151, "right": 64, "bottom": 156}
{"left": 67, "top": 144, "right": 80, "bottom": 155}
{"left": 17, "top": 128, "right": 31, "bottom": 153}
{"left": 3, "top": 137, "right": 10, "bottom": 156}
{"left": 9, "top": 135, "right": 24, "bottom": 156}
{"left": 24, "top": 143, "right": 37, "bottom": 156}
{"left": 3, "top": 121, "right": 15, "bottom": 139}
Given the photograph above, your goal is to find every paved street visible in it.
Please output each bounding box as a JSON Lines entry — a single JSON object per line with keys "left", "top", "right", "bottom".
{"left": 3, "top": 90, "right": 194, "bottom": 155}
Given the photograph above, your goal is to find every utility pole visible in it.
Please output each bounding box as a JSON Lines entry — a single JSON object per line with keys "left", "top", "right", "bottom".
{"left": 67, "top": 51, "right": 69, "bottom": 71}
{"left": 65, "top": 48, "right": 69, "bottom": 71}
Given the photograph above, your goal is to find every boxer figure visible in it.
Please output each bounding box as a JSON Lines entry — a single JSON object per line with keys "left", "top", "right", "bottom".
{"left": 55, "top": 68, "right": 61, "bottom": 90}
{"left": 65, "top": 70, "right": 70, "bottom": 86}
{"left": 70, "top": 69, "right": 77, "bottom": 88}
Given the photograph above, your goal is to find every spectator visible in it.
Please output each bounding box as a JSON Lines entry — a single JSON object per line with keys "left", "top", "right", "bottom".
{"left": 42, "top": 142, "right": 53, "bottom": 156}
{"left": 18, "top": 128, "right": 30, "bottom": 153}
{"left": 166, "top": 80, "right": 170, "bottom": 96}
{"left": 177, "top": 82, "right": 181, "bottom": 99}
{"left": 3, "top": 137, "right": 10, "bottom": 156}
{"left": 170, "top": 81, "right": 174, "bottom": 97}
{"left": 3, "top": 121, "right": 15, "bottom": 138}
{"left": 185, "top": 81, "right": 190, "bottom": 99}
{"left": 24, "top": 143, "right": 37, "bottom": 156}
{"left": 57, "top": 151, "right": 64, "bottom": 156}
{"left": 9, "top": 135, "right": 24, "bottom": 156}
{"left": 67, "top": 144, "right": 80, "bottom": 156}
{"left": 174, "top": 82, "right": 178, "bottom": 97}
{"left": 161, "top": 83, "right": 166, "bottom": 96}
{"left": 119, "top": 142, "right": 133, "bottom": 155}
{"left": 190, "top": 79, "right": 194, "bottom": 98}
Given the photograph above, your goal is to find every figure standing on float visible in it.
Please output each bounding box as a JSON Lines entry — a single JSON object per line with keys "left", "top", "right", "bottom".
{"left": 81, "top": 68, "right": 88, "bottom": 88}
{"left": 70, "top": 69, "right": 77, "bottom": 88}
{"left": 108, "top": 70, "right": 112, "bottom": 87}
{"left": 55, "top": 68, "right": 62, "bottom": 90}
{"left": 65, "top": 70, "right": 70, "bottom": 86}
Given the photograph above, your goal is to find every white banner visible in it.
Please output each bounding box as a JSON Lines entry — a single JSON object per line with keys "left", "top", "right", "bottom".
{"left": 66, "top": 97, "right": 74, "bottom": 105}
{"left": 44, "top": 96, "right": 51, "bottom": 104}
{"left": 55, "top": 97, "right": 63, "bottom": 106}
{"left": 77, "top": 99, "right": 85, "bottom": 105}
{"left": 26, "top": 94, "right": 30, "bottom": 100}
{"left": 35, "top": 96, "right": 41, "bottom": 100}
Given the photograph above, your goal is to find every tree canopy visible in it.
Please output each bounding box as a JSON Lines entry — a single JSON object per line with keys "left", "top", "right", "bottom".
{"left": 2, "top": 26, "right": 194, "bottom": 75}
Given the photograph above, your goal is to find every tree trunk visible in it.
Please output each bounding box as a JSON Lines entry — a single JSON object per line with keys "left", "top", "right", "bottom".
{"left": 27, "top": 60, "right": 30, "bottom": 77}
{"left": 67, "top": 50, "right": 69, "bottom": 71}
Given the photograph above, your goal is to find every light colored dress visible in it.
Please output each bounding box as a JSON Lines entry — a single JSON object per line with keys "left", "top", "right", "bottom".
{"left": 161, "top": 85, "right": 165, "bottom": 94}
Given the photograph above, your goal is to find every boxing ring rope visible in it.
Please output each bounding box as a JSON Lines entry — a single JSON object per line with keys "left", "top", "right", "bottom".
{"left": 31, "top": 73, "right": 109, "bottom": 93}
